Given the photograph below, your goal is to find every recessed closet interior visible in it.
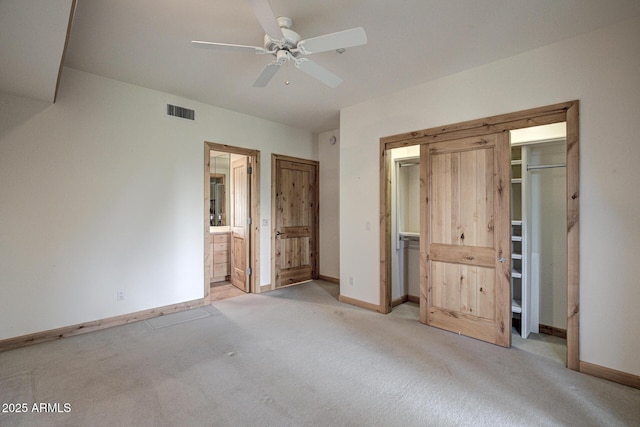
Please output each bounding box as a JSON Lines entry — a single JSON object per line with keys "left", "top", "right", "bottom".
{"left": 510, "top": 123, "right": 567, "bottom": 342}
{"left": 390, "top": 146, "right": 420, "bottom": 306}
{"left": 390, "top": 123, "right": 568, "bottom": 348}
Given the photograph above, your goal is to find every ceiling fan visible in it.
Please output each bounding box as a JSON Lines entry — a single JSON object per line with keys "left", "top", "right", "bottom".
{"left": 191, "top": 0, "right": 368, "bottom": 88}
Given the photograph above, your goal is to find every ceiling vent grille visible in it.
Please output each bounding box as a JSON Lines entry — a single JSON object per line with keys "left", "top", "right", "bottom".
{"left": 166, "top": 104, "right": 195, "bottom": 121}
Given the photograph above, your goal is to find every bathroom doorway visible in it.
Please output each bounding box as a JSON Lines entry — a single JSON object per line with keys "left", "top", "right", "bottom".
{"left": 204, "top": 142, "right": 260, "bottom": 302}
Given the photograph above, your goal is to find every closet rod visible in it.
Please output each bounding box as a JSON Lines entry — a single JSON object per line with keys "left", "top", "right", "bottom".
{"left": 527, "top": 163, "right": 566, "bottom": 171}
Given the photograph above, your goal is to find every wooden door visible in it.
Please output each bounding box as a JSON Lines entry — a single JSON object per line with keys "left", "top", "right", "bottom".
{"left": 230, "top": 157, "right": 250, "bottom": 292}
{"left": 420, "top": 133, "right": 511, "bottom": 347}
{"left": 273, "top": 156, "right": 318, "bottom": 288}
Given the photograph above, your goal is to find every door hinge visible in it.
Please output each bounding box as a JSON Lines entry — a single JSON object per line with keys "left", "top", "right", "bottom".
{"left": 247, "top": 217, "right": 252, "bottom": 225}
{"left": 246, "top": 267, "right": 252, "bottom": 276}
{"left": 247, "top": 166, "right": 252, "bottom": 174}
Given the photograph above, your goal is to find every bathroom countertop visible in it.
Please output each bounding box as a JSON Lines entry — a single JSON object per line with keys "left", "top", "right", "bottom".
{"left": 210, "top": 226, "right": 230, "bottom": 234}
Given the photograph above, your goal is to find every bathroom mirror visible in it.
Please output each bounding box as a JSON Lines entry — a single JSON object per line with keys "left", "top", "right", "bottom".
{"left": 210, "top": 151, "right": 230, "bottom": 226}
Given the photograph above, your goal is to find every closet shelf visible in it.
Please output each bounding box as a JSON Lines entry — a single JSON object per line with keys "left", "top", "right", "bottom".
{"left": 511, "top": 235, "right": 523, "bottom": 242}
{"left": 512, "top": 253, "right": 522, "bottom": 260}
{"left": 511, "top": 160, "right": 523, "bottom": 166}
{"left": 512, "top": 299, "right": 522, "bottom": 314}
{"left": 511, "top": 178, "right": 522, "bottom": 184}
{"left": 512, "top": 269, "right": 522, "bottom": 279}
{"left": 511, "top": 220, "right": 523, "bottom": 226}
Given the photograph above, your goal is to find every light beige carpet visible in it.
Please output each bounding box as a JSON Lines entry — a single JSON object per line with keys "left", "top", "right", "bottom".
{"left": 0, "top": 281, "right": 638, "bottom": 426}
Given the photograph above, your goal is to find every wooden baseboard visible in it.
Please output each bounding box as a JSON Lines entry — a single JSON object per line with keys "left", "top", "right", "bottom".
{"left": 338, "top": 294, "right": 384, "bottom": 313}
{"left": 580, "top": 361, "right": 640, "bottom": 390}
{"left": 392, "top": 295, "right": 419, "bottom": 307}
{"left": 0, "top": 298, "right": 206, "bottom": 353}
{"left": 539, "top": 323, "right": 567, "bottom": 339}
{"left": 318, "top": 275, "right": 340, "bottom": 284}
{"left": 392, "top": 295, "right": 408, "bottom": 307}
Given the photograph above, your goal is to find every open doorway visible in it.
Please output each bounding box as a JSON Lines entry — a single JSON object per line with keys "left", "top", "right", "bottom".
{"left": 379, "top": 101, "right": 580, "bottom": 370}
{"left": 204, "top": 142, "right": 260, "bottom": 303}
{"left": 510, "top": 123, "right": 568, "bottom": 364}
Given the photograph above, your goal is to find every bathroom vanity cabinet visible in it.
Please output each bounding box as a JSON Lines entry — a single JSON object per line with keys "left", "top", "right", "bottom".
{"left": 210, "top": 231, "right": 230, "bottom": 283}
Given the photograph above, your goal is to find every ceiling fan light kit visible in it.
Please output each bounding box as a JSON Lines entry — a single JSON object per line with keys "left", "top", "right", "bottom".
{"left": 192, "top": 0, "right": 367, "bottom": 88}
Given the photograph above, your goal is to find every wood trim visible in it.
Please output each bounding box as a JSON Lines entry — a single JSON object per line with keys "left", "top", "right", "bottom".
{"left": 384, "top": 113, "right": 567, "bottom": 150}
{"left": 318, "top": 275, "right": 340, "bottom": 284}
{"left": 392, "top": 295, "right": 408, "bottom": 307}
{"left": 380, "top": 101, "right": 580, "bottom": 368}
{"left": 270, "top": 156, "right": 277, "bottom": 291}
{"left": 204, "top": 143, "right": 212, "bottom": 304}
{"left": 580, "top": 361, "right": 640, "bottom": 390}
{"left": 391, "top": 295, "right": 420, "bottom": 307}
{"left": 566, "top": 101, "right": 580, "bottom": 371}
{"left": 205, "top": 142, "right": 260, "bottom": 294}
{"left": 419, "top": 144, "right": 429, "bottom": 324}
{"left": 539, "top": 324, "right": 567, "bottom": 339}
{"left": 338, "top": 294, "right": 384, "bottom": 313}
{"left": 0, "top": 298, "right": 206, "bottom": 353}
{"left": 379, "top": 141, "right": 392, "bottom": 313}
{"left": 54, "top": 0, "right": 77, "bottom": 103}
{"left": 381, "top": 101, "right": 574, "bottom": 146}
{"left": 207, "top": 142, "right": 259, "bottom": 158}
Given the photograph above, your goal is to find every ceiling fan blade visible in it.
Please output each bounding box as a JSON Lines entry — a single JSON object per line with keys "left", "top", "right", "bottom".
{"left": 297, "top": 27, "right": 367, "bottom": 54}
{"left": 246, "top": 0, "right": 284, "bottom": 41}
{"left": 191, "top": 40, "right": 267, "bottom": 54}
{"left": 296, "top": 59, "right": 343, "bottom": 88}
{"left": 253, "top": 62, "right": 281, "bottom": 87}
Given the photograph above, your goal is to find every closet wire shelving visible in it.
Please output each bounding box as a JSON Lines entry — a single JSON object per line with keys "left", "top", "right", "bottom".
{"left": 511, "top": 146, "right": 525, "bottom": 333}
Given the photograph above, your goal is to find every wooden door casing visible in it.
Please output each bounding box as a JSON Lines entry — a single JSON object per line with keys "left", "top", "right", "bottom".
{"left": 380, "top": 101, "right": 580, "bottom": 369}
{"left": 273, "top": 156, "right": 319, "bottom": 288}
{"left": 420, "top": 133, "right": 511, "bottom": 347}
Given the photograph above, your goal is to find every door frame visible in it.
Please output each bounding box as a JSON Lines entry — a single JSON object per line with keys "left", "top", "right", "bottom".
{"left": 270, "top": 154, "right": 320, "bottom": 289}
{"left": 379, "top": 100, "right": 580, "bottom": 370}
{"left": 204, "top": 142, "right": 261, "bottom": 299}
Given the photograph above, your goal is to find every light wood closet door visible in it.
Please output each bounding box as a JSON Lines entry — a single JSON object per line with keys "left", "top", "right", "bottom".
{"left": 230, "top": 157, "right": 250, "bottom": 292}
{"left": 420, "top": 133, "right": 511, "bottom": 347}
{"left": 274, "top": 157, "right": 318, "bottom": 288}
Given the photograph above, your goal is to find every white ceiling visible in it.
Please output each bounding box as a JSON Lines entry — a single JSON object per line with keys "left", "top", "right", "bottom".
{"left": 0, "top": 0, "right": 74, "bottom": 102}
{"left": 6, "top": 1, "right": 640, "bottom": 133}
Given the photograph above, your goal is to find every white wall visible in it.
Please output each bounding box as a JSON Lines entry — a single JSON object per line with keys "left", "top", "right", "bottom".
{"left": 340, "top": 17, "right": 640, "bottom": 376}
{"left": 317, "top": 130, "right": 340, "bottom": 280}
{"left": 0, "top": 67, "right": 315, "bottom": 340}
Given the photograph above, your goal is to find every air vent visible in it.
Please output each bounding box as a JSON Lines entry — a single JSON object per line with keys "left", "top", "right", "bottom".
{"left": 166, "top": 104, "right": 195, "bottom": 121}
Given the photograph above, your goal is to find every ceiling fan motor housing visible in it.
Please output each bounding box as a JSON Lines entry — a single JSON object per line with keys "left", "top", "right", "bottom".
{"left": 263, "top": 17, "right": 301, "bottom": 53}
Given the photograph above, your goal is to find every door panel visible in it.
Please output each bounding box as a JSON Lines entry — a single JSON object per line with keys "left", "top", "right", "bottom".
{"left": 230, "top": 157, "right": 250, "bottom": 292}
{"left": 274, "top": 157, "right": 318, "bottom": 288}
{"left": 421, "top": 133, "right": 511, "bottom": 347}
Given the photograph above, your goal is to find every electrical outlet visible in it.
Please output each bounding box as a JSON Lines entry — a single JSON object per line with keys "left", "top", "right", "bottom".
{"left": 117, "top": 290, "right": 125, "bottom": 301}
